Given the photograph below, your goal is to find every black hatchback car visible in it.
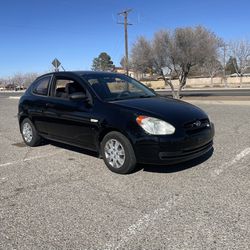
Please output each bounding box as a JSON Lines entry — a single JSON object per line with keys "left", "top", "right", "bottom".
{"left": 18, "top": 71, "right": 214, "bottom": 174}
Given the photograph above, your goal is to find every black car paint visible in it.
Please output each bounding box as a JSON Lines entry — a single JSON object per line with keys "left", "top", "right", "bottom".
{"left": 111, "top": 97, "right": 214, "bottom": 164}
{"left": 18, "top": 71, "right": 214, "bottom": 165}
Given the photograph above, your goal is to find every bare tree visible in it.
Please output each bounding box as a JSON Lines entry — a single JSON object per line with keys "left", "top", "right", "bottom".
{"left": 12, "top": 73, "right": 24, "bottom": 86}
{"left": 23, "top": 73, "right": 39, "bottom": 87}
{"left": 171, "top": 27, "right": 221, "bottom": 97}
{"left": 203, "top": 57, "right": 222, "bottom": 86}
{"left": 130, "top": 26, "right": 221, "bottom": 98}
{"left": 130, "top": 36, "right": 154, "bottom": 78}
{"left": 120, "top": 56, "right": 132, "bottom": 72}
{"left": 151, "top": 30, "right": 176, "bottom": 97}
{"left": 0, "top": 72, "right": 39, "bottom": 89}
{"left": 229, "top": 40, "right": 250, "bottom": 86}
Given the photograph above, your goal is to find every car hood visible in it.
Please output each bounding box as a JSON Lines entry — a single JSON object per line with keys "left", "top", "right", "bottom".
{"left": 112, "top": 97, "right": 208, "bottom": 127}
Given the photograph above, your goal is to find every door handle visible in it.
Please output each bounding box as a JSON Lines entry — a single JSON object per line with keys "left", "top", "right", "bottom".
{"left": 46, "top": 103, "right": 55, "bottom": 108}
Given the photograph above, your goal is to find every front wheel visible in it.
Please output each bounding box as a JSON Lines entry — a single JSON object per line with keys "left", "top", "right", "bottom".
{"left": 101, "top": 131, "right": 136, "bottom": 174}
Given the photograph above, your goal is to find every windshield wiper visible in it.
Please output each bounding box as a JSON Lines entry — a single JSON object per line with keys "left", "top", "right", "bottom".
{"left": 138, "top": 94, "right": 154, "bottom": 98}
{"left": 107, "top": 95, "right": 154, "bottom": 102}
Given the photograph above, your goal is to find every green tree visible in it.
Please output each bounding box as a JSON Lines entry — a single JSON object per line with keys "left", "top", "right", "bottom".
{"left": 91, "top": 52, "right": 115, "bottom": 71}
{"left": 225, "top": 56, "right": 238, "bottom": 75}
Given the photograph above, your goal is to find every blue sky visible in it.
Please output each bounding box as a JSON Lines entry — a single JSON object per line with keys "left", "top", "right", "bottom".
{"left": 1, "top": 0, "right": 250, "bottom": 77}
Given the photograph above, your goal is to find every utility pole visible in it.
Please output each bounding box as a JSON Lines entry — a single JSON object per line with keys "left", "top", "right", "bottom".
{"left": 222, "top": 43, "right": 228, "bottom": 88}
{"left": 223, "top": 44, "right": 226, "bottom": 86}
{"left": 223, "top": 44, "right": 228, "bottom": 88}
{"left": 118, "top": 9, "right": 132, "bottom": 75}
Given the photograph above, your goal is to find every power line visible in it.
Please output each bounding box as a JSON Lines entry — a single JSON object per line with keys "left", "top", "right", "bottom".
{"left": 117, "top": 9, "right": 132, "bottom": 75}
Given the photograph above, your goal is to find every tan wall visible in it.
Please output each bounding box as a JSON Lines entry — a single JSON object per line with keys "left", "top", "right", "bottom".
{"left": 141, "top": 80, "right": 165, "bottom": 89}
{"left": 141, "top": 77, "right": 250, "bottom": 89}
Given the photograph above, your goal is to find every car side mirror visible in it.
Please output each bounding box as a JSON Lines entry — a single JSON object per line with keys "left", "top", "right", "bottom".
{"left": 69, "top": 92, "right": 93, "bottom": 107}
{"left": 69, "top": 92, "right": 88, "bottom": 101}
{"left": 149, "top": 88, "right": 157, "bottom": 95}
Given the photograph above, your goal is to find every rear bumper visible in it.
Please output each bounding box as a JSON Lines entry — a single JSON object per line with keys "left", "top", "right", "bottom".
{"left": 134, "top": 123, "right": 214, "bottom": 165}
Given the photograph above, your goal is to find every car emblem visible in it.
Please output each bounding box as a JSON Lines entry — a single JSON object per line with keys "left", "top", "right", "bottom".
{"left": 193, "top": 120, "right": 201, "bottom": 127}
{"left": 90, "top": 118, "right": 99, "bottom": 123}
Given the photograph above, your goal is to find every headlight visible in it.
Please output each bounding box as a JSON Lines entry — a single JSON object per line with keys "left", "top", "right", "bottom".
{"left": 136, "top": 115, "right": 175, "bottom": 135}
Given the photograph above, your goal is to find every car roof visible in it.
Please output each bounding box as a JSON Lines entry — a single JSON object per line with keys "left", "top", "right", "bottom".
{"left": 74, "top": 71, "right": 120, "bottom": 76}
{"left": 38, "top": 71, "right": 122, "bottom": 79}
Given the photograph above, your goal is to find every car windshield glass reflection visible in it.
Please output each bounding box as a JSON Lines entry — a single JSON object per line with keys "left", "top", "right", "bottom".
{"left": 81, "top": 74, "right": 156, "bottom": 101}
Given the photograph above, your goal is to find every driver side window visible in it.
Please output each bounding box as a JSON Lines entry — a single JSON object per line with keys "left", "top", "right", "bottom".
{"left": 53, "top": 78, "right": 86, "bottom": 99}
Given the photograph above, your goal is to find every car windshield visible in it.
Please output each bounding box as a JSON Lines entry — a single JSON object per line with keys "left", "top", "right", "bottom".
{"left": 81, "top": 73, "right": 156, "bottom": 101}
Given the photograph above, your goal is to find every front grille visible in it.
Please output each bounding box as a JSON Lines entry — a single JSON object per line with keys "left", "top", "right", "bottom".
{"left": 184, "top": 118, "right": 210, "bottom": 133}
{"left": 159, "top": 141, "right": 213, "bottom": 160}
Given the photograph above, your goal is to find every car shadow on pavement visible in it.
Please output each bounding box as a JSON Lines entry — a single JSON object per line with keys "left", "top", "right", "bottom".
{"left": 136, "top": 148, "right": 214, "bottom": 174}
{"left": 43, "top": 140, "right": 213, "bottom": 174}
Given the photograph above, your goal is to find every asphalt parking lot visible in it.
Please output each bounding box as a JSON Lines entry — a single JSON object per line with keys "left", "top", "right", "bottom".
{"left": 0, "top": 94, "right": 250, "bottom": 249}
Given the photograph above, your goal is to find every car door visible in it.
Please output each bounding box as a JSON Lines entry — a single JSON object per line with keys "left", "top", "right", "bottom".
{"left": 43, "top": 73, "right": 99, "bottom": 151}
{"left": 29, "top": 75, "right": 52, "bottom": 135}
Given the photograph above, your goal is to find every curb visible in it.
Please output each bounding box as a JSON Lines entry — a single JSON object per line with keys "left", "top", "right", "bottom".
{"left": 156, "top": 87, "right": 250, "bottom": 91}
{"left": 8, "top": 96, "right": 250, "bottom": 105}
{"left": 187, "top": 100, "right": 250, "bottom": 105}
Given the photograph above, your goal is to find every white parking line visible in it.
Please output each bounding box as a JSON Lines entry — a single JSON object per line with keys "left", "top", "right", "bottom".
{"left": 8, "top": 96, "right": 21, "bottom": 99}
{"left": 0, "top": 150, "right": 64, "bottom": 168}
{"left": 212, "top": 147, "right": 250, "bottom": 177}
{"left": 104, "top": 196, "right": 176, "bottom": 250}
{"left": 104, "top": 148, "right": 250, "bottom": 249}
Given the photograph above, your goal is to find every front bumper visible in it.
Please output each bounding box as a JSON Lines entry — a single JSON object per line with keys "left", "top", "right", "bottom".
{"left": 134, "top": 123, "right": 215, "bottom": 165}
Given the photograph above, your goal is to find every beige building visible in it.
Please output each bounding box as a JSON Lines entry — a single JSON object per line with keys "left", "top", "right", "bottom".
{"left": 114, "top": 67, "right": 136, "bottom": 78}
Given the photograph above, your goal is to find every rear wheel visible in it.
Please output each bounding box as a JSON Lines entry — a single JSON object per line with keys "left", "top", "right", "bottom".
{"left": 101, "top": 131, "right": 136, "bottom": 174}
{"left": 21, "top": 118, "right": 42, "bottom": 147}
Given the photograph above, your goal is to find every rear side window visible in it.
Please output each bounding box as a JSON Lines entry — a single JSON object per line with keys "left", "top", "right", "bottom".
{"left": 33, "top": 76, "right": 51, "bottom": 96}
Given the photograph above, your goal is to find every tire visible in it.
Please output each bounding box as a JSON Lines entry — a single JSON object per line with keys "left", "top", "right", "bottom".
{"left": 21, "top": 118, "right": 42, "bottom": 147}
{"left": 100, "top": 131, "right": 136, "bottom": 174}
